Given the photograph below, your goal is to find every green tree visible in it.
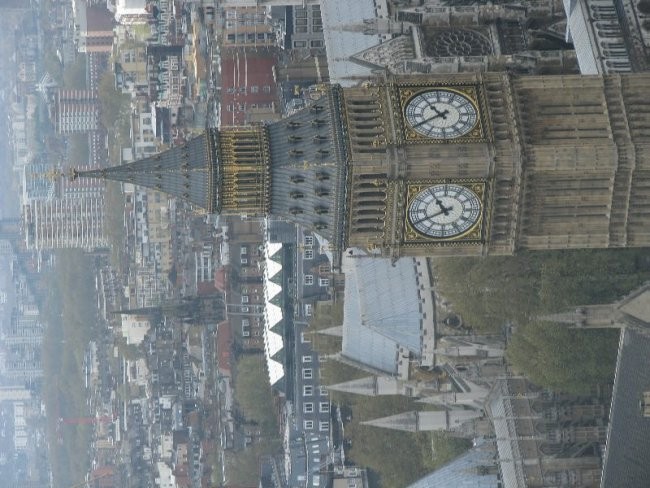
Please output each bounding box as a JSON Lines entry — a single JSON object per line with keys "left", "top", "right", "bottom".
{"left": 317, "top": 352, "right": 471, "bottom": 486}
{"left": 42, "top": 250, "right": 98, "bottom": 488}
{"left": 233, "top": 354, "right": 279, "bottom": 435}
{"left": 63, "top": 54, "right": 87, "bottom": 89}
{"left": 42, "top": 45, "right": 63, "bottom": 85}
{"left": 98, "top": 71, "right": 131, "bottom": 132}
{"left": 434, "top": 249, "right": 650, "bottom": 331}
{"left": 225, "top": 442, "right": 275, "bottom": 486}
{"left": 507, "top": 322, "right": 619, "bottom": 394}
{"left": 104, "top": 182, "right": 126, "bottom": 271}
{"left": 434, "top": 248, "right": 650, "bottom": 392}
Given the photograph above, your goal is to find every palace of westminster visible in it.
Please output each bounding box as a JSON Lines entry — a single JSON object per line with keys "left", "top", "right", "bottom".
{"left": 77, "top": 2, "right": 650, "bottom": 267}
{"left": 74, "top": 1, "right": 650, "bottom": 487}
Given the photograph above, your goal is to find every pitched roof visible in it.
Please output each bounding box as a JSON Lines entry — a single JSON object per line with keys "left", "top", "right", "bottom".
{"left": 617, "top": 285, "right": 650, "bottom": 325}
{"left": 601, "top": 328, "right": 650, "bottom": 488}
{"left": 342, "top": 256, "right": 424, "bottom": 374}
{"left": 406, "top": 440, "right": 498, "bottom": 488}
{"left": 267, "top": 86, "right": 349, "bottom": 261}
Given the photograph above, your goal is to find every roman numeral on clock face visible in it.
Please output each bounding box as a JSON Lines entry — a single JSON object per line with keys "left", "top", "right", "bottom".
{"left": 408, "top": 184, "right": 482, "bottom": 239}
{"left": 404, "top": 89, "right": 479, "bottom": 140}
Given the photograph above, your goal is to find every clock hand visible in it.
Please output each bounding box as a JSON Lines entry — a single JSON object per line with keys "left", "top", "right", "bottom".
{"left": 434, "top": 198, "right": 452, "bottom": 216}
{"left": 413, "top": 109, "right": 450, "bottom": 128}
{"left": 412, "top": 207, "right": 450, "bottom": 225}
{"left": 429, "top": 104, "right": 449, "bottom": 120}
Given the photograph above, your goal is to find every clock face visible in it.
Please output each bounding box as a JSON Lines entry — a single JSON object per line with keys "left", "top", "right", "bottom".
{"left": 404, "top": 89, "right": 479, "bottom": 139}
{"left": 408, "top": 184, "right": 482, "bottom": 239}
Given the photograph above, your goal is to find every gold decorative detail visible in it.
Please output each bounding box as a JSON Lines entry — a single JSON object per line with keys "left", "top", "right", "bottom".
{"left": 396, "top": 84, "right": 486, "bottom": 144}
{"left": 32, "top": 168, "right": 65, "bottom": 181}
{"left": 403, "top": 179, "right": 487, "bottom": 244}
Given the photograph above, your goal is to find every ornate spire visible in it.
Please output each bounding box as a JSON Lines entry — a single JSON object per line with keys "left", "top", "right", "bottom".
{"left": 73, "top": 130, "right": 221, "bottom": 212}
{"left": 361, "top": 409, "right": 483, "bottom": 432}
{"left": 71, "top": 86, "right": 350, "bottom": 265}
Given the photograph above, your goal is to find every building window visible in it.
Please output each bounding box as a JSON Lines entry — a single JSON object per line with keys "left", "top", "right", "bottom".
{"left": 263, "top": 85, "right": 271, "bottom": 93}
{"left": 241, "top": 295, "right": 249, "bottom": 303}
{"left": 304, "top": 274, "right": 314, "bottom": 286}
{"left": 311, "top": 40, "right": 324, "bottom": 48}
{"left": 319, "top": 386, "right": 328, "bottom": 396}
{"left": 304, "top": 249, "right": 314, "bottom": 259}
{"left": 304, "top": 420, "right": 314, "bottom": 430}
{"left": 319, "top": 278, "right": 329, "bottom": 287}
{"left": 250, "top": 85, "right": 259, "bottom": 93}
{"left": 301, "top": 332, "right": 311, "bottom": 343}
{"left": 303, "top": 402, "right": 314, "bottom": 413}
{"left": 304, "top": 235, "right": 314, "bottom": 246}
{"left": 302, "top": 368, "right": 313, "bottom": 379}
{"left": 240, "top": 246, "right": 248, "bottom": 255}
{"left": 302, "top": 355, "right": 312, "bottom": 363}
{"left": 304, "top": 304, "right": 313, "bottom": 316}
{"left": 319, "top": 402, "right": 330, "bottom": 413}
{"left": 303, "top": 385, "right": 313, "bottom": 396}
{"left": 293, "top": 40, "right": 307, "bottom": 48}
{"left": 319, "top": 421, "right": 329, "bottom": 431}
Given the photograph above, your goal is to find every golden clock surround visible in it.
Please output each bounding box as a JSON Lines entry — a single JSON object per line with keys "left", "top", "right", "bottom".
{"left": 397, "top": 84, "right": 487, "bottom": 143}
{"left": 403, "top": 179, "right": 488, "bottom": 244}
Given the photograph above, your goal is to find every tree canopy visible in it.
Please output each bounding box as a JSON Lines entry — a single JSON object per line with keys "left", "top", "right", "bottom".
{"left": 228, "top": 353, "right": 281, "bottom": 485}
{"left": 63, "top": 54, "right": 87, "bottom": 89}
{"left": 506, "top": 322, "right": 619, "bottom": 394}
{"left": 433, "top": 249, "right": 650, "bottom": 331}
{"left": 434, "top": 248, "right": 650, "bottom": 392}
{"left": 42, "top": 251, "right": 98, "bottom": 488}
{"left": 98, "top": 71, "right": 131, "bottom": 132}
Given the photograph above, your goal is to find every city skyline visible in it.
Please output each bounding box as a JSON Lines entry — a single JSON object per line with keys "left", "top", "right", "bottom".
{"left": 1, "top": 0, "right": 650, "bottom": 487}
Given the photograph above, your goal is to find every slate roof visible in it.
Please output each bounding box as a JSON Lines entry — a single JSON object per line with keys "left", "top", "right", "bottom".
{"left": 406, "top": 440, "right": 498, "bottom": 488}
{"left": 486, "top": 379, "right": 527, "bottom": 488}
{"left": 342, "top": 256, "right": 424, "bottom": 374}
{"left": 601, "top": 327, "right": 650, "bottom": 488}
{"left": 74, "top": 130, "right": 219, "bottom": 212}
{"left": 267, "top": 86, "right": 349, "bottom": 263}
{"left": 321, "top": 0, "right": 384, "bottom": 85}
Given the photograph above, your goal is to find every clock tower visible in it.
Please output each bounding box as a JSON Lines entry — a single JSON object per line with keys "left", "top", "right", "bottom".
{"left": 345, "top": 72, "right": 650, "bottom": 260}
{"left": 74, "top": 73, "right": 650, "bottom": 264}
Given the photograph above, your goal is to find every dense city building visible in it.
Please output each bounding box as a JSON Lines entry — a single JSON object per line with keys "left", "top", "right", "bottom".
{"left": 4, "top": 0, "right": 650, "bottom": 486}
{"left": 23, "top": 167, "right": 108, "bottom": 250}
{"left": 54, "top": 89, "right": 101, "bottom": 134}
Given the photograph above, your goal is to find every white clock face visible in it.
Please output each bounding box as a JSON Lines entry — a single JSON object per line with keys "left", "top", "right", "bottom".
{"left": 408, "top": 184, "right": 482, "bottom": 239}
{"left": 404, "top": 89, "right": 478, "bottom": 139}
